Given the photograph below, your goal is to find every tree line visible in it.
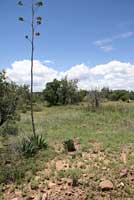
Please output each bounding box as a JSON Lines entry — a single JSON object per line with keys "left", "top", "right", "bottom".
{"left": 1, "top": 70, "right": 134, "bottom": 128}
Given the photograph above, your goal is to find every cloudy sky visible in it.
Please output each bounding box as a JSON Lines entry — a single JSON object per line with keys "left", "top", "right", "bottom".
{"left": 1, "top": 0, "right": 134, "bottom": 91}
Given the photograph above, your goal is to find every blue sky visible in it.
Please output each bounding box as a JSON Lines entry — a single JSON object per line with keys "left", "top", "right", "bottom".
{"left": 1, "top": 0, "right": 134, "bottom": 69}
{"left": 1, "top": 0, "right": 134, "bottom": 91}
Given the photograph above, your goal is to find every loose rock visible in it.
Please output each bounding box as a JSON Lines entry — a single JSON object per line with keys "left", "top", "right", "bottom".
{"left": 99, "top": 180, "right": 114, "bottom": 190}
{"left": 42, "top": 193, "right": 48, "bottom": 200}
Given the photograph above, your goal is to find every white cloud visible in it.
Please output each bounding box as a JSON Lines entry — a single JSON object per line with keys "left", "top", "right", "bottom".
{"left": 43, "top": 60, "right": 54, "bottom": 64}
{"left": 6, "top": 60, "right": 59, "bottom": 91}
{"left": 6, "top": 60, "right": 134, "bottom": 91}
{"left": 64, "top": 64, "right": 90, "bottom": 81}
{"left": 94, "top": 31, "right": 134, "bottom": 52}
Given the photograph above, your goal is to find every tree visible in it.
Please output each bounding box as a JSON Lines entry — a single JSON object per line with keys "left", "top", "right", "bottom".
{"left": 43, "top": 78, "right": 79, "bottom": 106}
{"left": 0, "top": 71, "right": 18, "bottom": 126}
{"left": 17, "top": 84, "right": 30, "bottom": 111}
{"left": 77, "top": 90, "right": 88, "bottom": 102}
{"left": 43, "top": 79, "right": 61, "bottom": 105}
{"left": 59, "top": 78, "right": 78, "bottom": 104}
{"left": 18, "top": 0, "right": 43, "bottom": 137}
{"left": 101, "top": 87, "right": 111, "bottom": 99}
{"left": 108, "top": 90, "right": 130, "bottom": 101}
{"left": 88, "top": 89, "right": 101, "bottom": 110}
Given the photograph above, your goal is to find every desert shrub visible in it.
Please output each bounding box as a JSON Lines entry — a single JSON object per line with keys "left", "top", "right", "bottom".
{"left": 19, "top": 134, "right": 48, "bottom": 157}
{"left": 63, "top": 139, "right": 76, "bottom": 152}
{"left": 0, "top": 120, "right": 18, "bottom": 136}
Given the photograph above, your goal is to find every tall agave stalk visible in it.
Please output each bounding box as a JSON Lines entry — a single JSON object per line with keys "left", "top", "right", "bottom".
{"left": 18, "top": 0, "right": 43, "bottom": 137}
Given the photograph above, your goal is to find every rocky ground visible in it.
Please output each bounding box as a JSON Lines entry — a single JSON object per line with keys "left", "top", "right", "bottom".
{"left": 2, "top": 140, "right": 134, "bottom": 200}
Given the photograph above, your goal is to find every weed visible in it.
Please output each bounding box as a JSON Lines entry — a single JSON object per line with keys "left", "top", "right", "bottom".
{"left": 66, "top": 168, "right": 82, "bottom": 186}
{"left": 57, "top": 170, "right": 65, "bottom": 179}
{"left": 30, "top": 179, "right": 39, "bottom": 190}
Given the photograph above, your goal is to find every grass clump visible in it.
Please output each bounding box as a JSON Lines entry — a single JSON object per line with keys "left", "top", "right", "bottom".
{"left": 66, "top": 168, "right": 82, "bottom": 186}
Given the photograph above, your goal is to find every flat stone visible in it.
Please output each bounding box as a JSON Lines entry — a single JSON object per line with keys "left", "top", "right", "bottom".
{"left": 99, "top": 180, "right": 114, "bottom": 190}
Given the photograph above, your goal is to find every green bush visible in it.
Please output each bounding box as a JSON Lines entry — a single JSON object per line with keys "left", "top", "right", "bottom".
{"left": 0, "top": 121, "right": 18, "bottom": 136}
{"left": 63, "top": 139, "right": 76, "bottom": 152}
{"left": 0, "top": 71, "right": 18, "bottom": 127}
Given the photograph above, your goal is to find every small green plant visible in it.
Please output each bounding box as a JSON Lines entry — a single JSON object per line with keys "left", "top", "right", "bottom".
{"left": 19, "top": 138, "right": 36, "bottom": 157}
{"left": 66, "top": 169, "right": 81, "bottom": 186}
{"left": 30, "top": 179, "right": 39, "bottom": 190}
{"left": 19, "top": 134, "right": 48, "bottom": 157}
{"left": 63, "top": 139, "right": 76, "bottom": 152}
{"left": 57, "top": 170, "right": 65, "bottom": 179}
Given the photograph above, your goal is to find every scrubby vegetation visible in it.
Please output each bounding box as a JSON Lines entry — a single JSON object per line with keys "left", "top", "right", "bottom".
{"left": 0, "top": 71, "right": 18, "bottom": 126}
{"left": 101, "top": 87, "right": 134, "bottom": 102}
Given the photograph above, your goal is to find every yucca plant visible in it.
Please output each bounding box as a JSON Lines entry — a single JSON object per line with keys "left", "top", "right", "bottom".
{"left": 19, "top": 138, "right": 36, "bottom": 157}
{"left": 19, "top": 135, "right": 48, "bottom": 157}
{"left": 31, "top": 134, "right": 48, "bottom": 149}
